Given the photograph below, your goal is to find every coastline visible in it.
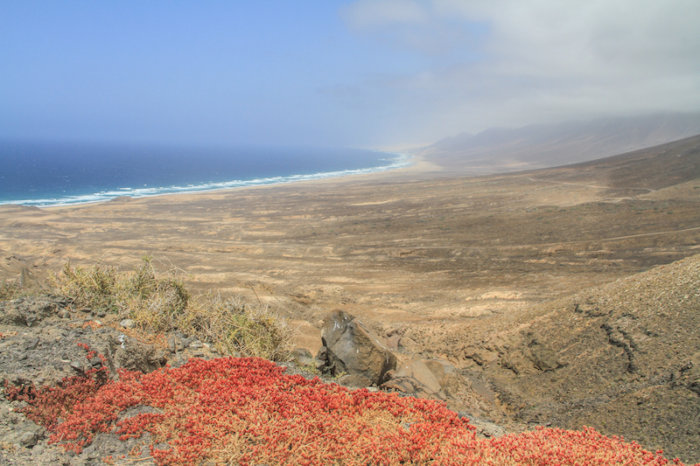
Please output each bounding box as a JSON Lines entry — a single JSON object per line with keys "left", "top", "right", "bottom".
{"left": 1, "top": 152, "right": 437, "bottom": 209}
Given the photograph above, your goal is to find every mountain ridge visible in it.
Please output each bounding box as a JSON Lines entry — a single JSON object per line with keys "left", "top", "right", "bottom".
{"left": 421, "top": 112, "right": 700, "bottom": 173}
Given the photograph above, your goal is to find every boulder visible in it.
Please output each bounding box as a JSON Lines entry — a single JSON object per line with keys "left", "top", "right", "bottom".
{"left": 460, "top": 413, "right": 508, "bottom": 439}
{"left": 424, "top": 358, "right": 471, "bottom": 399}
{"left": 424, "top": 359, "right": 458, "bottom": 387}
{"left": 337, "top": 373, "right": 373, "bottom": 388}
{"left": 393, "top": 359, "right": 443, "bottom": 394}
{"left": 380, "top": 357, "right": 469, "bottom": 401}
{"left": 381, "top": 358, "right": 446, "bottom": 399}
{"left": 317, "top": 310, "right": 396, "bottom": 385}
{"left": 108, "top": 334, "right": 167, "bottom": 374}
{"left": 381, "top": 377, "right": 430, "bottom": 397}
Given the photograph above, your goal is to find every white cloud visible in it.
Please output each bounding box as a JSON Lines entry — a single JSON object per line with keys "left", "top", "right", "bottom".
{"left": 341, "top": 0, "right": 700, "bottom": 145}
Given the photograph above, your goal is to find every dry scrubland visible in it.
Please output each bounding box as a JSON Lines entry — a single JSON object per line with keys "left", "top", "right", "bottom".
{"left": 1, "top": 135, "right": 699, "bottom": 462}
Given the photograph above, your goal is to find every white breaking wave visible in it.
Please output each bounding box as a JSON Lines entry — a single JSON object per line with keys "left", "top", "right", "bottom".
{"left": 1, "top": 154, "right": 412, "bottom": 208}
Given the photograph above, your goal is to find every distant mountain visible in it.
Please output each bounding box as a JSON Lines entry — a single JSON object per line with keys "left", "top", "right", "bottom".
{"left": 422, "top": 113, "right": 700, "bottom": 173}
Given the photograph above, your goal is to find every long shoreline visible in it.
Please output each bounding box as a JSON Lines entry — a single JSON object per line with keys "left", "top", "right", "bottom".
{"left": 2, "top": 152, "right": 435, "bottom": 209}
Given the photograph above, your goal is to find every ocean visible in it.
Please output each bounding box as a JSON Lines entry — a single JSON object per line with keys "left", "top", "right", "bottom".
{"left": 0, "top": 140, "right": 409, "bottom": 207}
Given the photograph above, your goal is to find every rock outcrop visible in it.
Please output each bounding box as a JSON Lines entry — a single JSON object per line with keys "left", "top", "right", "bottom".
{"left": 0, "top": 295, "right": 220, "bottom": 464}
{"left": 0, "top": 298, "right": 512, "bottom": 464}
{"left": 315, "top": 310, "right": 478, "bottom": 408}
{"left": 382, "top": 359, "right": 444, "bottom": 398}
{"left": 316, "top": 310, "right": 396, "bottom": 386}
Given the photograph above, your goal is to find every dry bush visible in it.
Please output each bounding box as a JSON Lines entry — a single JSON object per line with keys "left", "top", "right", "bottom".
{"left": 122, "top": 259, "right": 189, "bottom": 333}
{"left": 51, "top": 258, "right": 291, "bottom": 361}
{"left": 51, "top": 262, "right": 122, "bottom": 313}
{"left": 51, "top": 258, "right": 187, "bottom": 321}
{"left": 182, "top": 293, "right": 292, "bottom": 361}
{"left": 0, "top": 280, "right": 22, "bottom": 301}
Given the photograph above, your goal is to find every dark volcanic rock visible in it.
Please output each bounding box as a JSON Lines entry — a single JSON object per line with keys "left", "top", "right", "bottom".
{"left": 0, "top": 296, "right": 62, "bottom": 327}
{"left": 0, "top": 294, "right": 215, "bottom": 464}
{"left": 317, "top": 310, "right": 396, "bottom": 385}
{"left": 109, "top": 334, "right": 168, "bottom": 373}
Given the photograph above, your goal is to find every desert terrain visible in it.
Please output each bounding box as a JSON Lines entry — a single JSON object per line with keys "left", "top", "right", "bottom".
{"left": 1, "top": 134, "right": 699, "bottom": 461}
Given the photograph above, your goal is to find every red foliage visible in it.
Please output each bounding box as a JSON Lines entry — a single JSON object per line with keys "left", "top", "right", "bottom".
{"left": 2, "top": 344, "right": 691, "bottom": 465}
{"left": 3, "top": 343, "right": 109, "bottom": 437}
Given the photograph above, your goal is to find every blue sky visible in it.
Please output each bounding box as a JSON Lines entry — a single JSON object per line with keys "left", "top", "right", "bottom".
{"left": 2, "top": 1, "right": 699, "bottom": 149}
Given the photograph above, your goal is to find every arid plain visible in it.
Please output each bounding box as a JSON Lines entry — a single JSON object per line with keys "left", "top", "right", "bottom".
{"left": 1, "top": 135, "right": 699, "bottom": 459}
{"left": 2, "top": 136, "right": 698, "bottom": 346}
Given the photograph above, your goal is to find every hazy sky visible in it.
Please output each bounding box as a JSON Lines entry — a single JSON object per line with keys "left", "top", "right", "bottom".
{"left": 2, "top": 1, "right": 699, "bottom": 149}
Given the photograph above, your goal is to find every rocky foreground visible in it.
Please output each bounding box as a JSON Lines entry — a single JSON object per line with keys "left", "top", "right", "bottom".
{"left": 0, "top": 295, "right": 221, "bottom": 464}
{"left": 1, "top": 256, "right": 698, "bottom": 464}
{"left": 0, "top": 293, "right": 508, "bottom": 464}
{"left": 1, "top": 279, "right": 697, "bottom": 464}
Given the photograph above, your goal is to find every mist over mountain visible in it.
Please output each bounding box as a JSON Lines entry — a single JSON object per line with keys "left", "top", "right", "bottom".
{"left": 422, "top": 113, "right": 700, "bottom": 173}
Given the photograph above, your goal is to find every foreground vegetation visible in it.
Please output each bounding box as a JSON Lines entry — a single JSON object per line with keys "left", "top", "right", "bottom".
{"left": 1, "top": 259, "right": 693, "bottom": 464}
{"left": 50, "top": 259, "right": 292, "bottom": 361}
{"left": 5, "top": 344, "right": 684, "bottom": 465}
{"left": 0, "top": 276, "right": 26, "bottom": 301}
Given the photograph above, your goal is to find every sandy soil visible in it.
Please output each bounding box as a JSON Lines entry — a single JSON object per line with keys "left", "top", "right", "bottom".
{"left": 1, "top": 138, "right": 699, "bottom": 357}
{"left": 1, "top": 136, "right": 699, "bottom": 461}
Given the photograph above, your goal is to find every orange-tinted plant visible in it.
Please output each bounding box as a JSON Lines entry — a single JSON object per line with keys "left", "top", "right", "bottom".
{"left": 2, "top": 344, "right": 689, "bottom": 465}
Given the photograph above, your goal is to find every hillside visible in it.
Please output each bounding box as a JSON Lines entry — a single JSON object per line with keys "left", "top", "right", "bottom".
{"left": 533, "top": 133, "right": 700, "bottom": 193}
{"left": 421, "top": 113, "right": 700, "bottom": 173}
{"left": 421, "top": 254, "right": 700, "bottom": 462}
{"left": 1, "top": 134, "right": 698, "bottom": 342}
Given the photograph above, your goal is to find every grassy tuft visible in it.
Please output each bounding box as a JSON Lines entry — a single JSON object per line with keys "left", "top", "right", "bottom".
{"left": 52, "top": 262, "right": 122, "bottom": 313}
{"left": 184, "top": 294, "right": 292, "bottom": 361}
{"left": 122, "top": 259, "right": 190, "bottom": 333}
{"left": 51, "top": 258, "right": 291, "bottom": 360}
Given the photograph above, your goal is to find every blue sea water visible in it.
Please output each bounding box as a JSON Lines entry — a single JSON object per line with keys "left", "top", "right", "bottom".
{"left": 0, "top": 140, "right": 409, "bottom": 207}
